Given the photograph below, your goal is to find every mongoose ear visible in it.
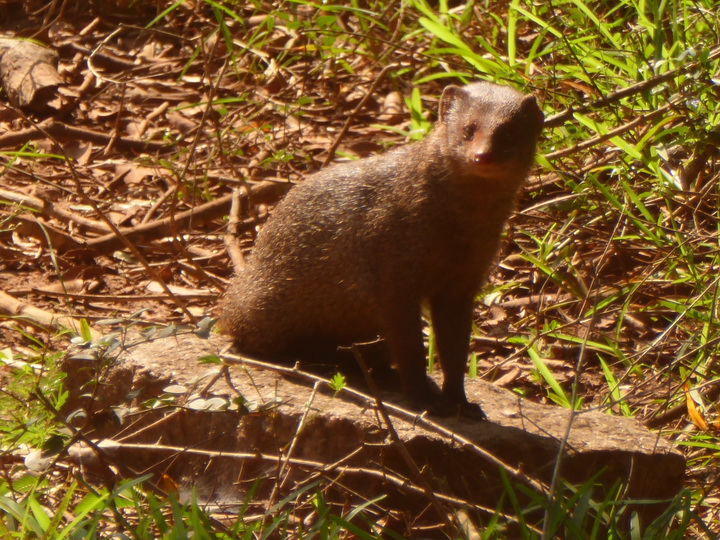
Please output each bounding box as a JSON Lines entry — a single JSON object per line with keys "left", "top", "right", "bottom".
{"left": 520, "top": 94, "right": 545, "bottom": 134}
{"left": 439, "top": 85, "right": 464, "bottom": 121}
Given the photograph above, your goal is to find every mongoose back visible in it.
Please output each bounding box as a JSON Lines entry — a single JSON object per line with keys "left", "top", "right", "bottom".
{"left": 221, "top": 82, "right": 544, "bottom": 419}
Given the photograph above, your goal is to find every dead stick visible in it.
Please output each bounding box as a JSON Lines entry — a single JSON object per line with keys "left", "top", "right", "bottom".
{"left": 323, "top": 64, "right": 397, "bottom": 166}
{"left": 87, "top": 181, "right": 285, "bottom": 253}
{"left": 0, "top": 290, "right": 101, "bottom": 340}
{"left": 0, "top": 120, "right": 168, "bottom": 152}
{"left": 546, "top": 101, "right": 674, "bottom": 160}
{"left": 0, "top": 187, "right": 110, "bottom": 234}
{"left": 221, "top": 350, "right": 547, "bottom": 495}
{"left": 224, "top": 188, "right": 246, "bottom": 271}
{"left": 20, "top": 115, "right": 197, "bottom": 323}
{"left": 544, "top": 45, "right": 720, "bottom": 128}
{"left": 70, "top": 438, "right": 536, "bottom": 526}
{"left": 350, "top": 345, "right": 455, "bottom": 531}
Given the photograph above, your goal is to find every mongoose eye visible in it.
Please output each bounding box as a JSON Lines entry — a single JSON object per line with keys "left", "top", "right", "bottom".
{"left": 462, "top": 124, "right": 476, "bottom": 141}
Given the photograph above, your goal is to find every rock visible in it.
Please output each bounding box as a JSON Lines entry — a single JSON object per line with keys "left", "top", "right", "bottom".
{"left": 62, "top": 330, "right": 684, "bottom": 531}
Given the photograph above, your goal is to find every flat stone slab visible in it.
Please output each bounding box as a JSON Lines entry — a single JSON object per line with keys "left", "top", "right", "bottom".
{"left": 63, "top": 330, "right": 684, "bottom": 528}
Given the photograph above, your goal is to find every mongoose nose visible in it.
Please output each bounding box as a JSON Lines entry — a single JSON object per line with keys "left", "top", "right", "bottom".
{"left": 473, "top": 152, "right": 493, "bottom": 165}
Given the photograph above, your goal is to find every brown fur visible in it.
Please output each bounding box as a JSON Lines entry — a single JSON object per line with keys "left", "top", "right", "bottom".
{"left": 220, "top": 82, "right": 544, "bottom": 419}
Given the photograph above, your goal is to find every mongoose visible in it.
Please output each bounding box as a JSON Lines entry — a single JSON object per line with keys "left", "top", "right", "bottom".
{"left": 220, "top": 82, "right": 544, "bottom": 419}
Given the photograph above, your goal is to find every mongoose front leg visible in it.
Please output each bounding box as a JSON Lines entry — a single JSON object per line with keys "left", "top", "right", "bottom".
{"left": 379, "top": 301, "right": 440, "bottom": 411}
{"left": 430, "top": 292, "right": 487, "bottom": 420}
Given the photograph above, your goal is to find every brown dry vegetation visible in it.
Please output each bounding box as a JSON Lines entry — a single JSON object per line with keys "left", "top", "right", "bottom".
{"left": 1, "top": 0, "right": 720, "bottom": 537}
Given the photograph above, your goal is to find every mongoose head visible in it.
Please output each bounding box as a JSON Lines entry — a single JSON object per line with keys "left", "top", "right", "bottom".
{"left": 438, "top": 82, "right": 544, "bottom": 182}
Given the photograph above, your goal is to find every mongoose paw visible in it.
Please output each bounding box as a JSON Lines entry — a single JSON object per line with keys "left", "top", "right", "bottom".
{"left": 420, "top": 397, "right": 487, "bottom": 421}
{"left": 456, "top": 401, "right": 487, "bottom": 421}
